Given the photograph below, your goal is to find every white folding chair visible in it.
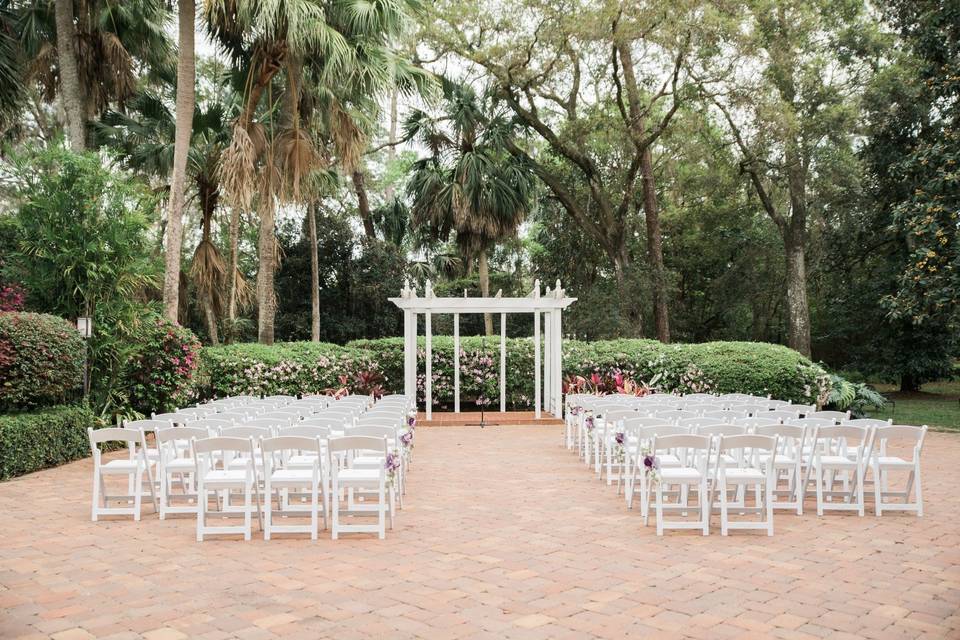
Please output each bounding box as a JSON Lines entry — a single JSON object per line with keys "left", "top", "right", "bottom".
{"left": 809, "top": 410, "right": 851, "bottom": 422}
{"left": 261, "top": 435, "right": 326, "bottom": 539}
{"left": 155, "top": 426, "right": 210, "bottom": 519}
{"left": 88, "top": 427, "right": 157, "bottom": 521}
{"left": 810, "top": 425, "right": 872, "bottom": 516}
{"left": 755, "top": 424, "right": 807, "bottom": 515}
{"left": 652, "top": 434, "right": 712, "bottom": 536}
{"left": 192, "top": 436, "right": 262, "bottom": 541}
{"left": 715, "top": 434, "right": 779, "bottom": 536}
{"left": 328, "top": 436, "right": 389, "bottom": 540}
{"left": 871, "top": 425, "right": 927, "bottom": 516}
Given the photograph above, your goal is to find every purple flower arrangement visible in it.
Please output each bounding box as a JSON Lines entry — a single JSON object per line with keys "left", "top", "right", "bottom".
{"left": 385, "top": 451, "right": 401, "bottom": 487}
{"left": 400, "top": 429, "right": 414, "bottom": 448}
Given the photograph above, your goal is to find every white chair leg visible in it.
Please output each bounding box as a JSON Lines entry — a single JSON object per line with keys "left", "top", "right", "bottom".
{"left": 263, "top": 481, "right": 272, "bottom": 540}
{"left": 91, "top": 469, "right": 100, "bottom": 522}
{"left": 816, "top": 466, "right": 824, "bottom": 516}
{"left": 720, "top": 477, "right": 728, "bottom": 536}
{"left": 310, "top": 484, "right": 318, "bottom": 541}
{"left": 133, "top": 469, "right": 143, "bottom": 522}
{"left": 873, "top": 462, "right": 882, "bottom": 516}
{"left": 196, "top": 486, "right": 205, "bottom": 542}
{"left": 655, "top": 483, "right": 664, "bottom": 536}
{"left": 701, "top": 479, "right": 709, "bottom": 536}
{"left": 915, "top": 463, "right": 923, "bottom": 516}
{"left": 331, "top": 481, "right": 339, "bottom": 540}
{"left": 243, "top": 482, "right": 252, "bottom": 541}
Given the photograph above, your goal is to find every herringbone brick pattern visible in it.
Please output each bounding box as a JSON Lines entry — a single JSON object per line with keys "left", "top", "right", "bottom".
{"left": 1, "top": 426, "right": 957, "bottom": 639}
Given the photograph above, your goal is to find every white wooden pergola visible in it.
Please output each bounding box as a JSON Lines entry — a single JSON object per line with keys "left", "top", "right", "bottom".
{"left": 389, "top": 279, "right": 576, "bottom": 420}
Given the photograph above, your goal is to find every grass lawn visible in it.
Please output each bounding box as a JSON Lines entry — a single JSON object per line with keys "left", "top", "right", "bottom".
{"left": 866, "top": 380, "right": 960, "bottom": 432}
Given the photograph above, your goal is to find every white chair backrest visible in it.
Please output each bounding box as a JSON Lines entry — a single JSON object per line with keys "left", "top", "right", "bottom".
{"left": 766, "top": 399, "right": 793, "bottom": 409}
{"left": 874, "top": 425, "right": 927, "bottom": 461}
{"left": 346, "top": 425, "right": 396, "bottom": 441}
{"left": 260, "top": 435, "right": 323, "bottom": 464}
{"left": 185, "top": 417, "right": 234, "bottom": 431}
{"left": 220, "top": 425, "right": 273, "bottom": 440}
{"left": 653, "top": 409, "right": 698, "bottom": 422}
{"left": 238, "top": 417, "right": 287, "bottom": 430}
{"left": 281, "top": 425, "right": 331, "bottom": 439}
{"left": 123, "top": 418, "right": 171, "bottom": 433}
{"left": 733, "top": 416, "right": 782, "bottom": 430}
{"left": 815, "top": 425, "right": 871, "bottom": 456}
{"left": 89, "top": 427, "right": 141, "bottom": 448}
{"left": 677, "top": 417, "right": 730, "bottom": 430}
{"left": 698, "top": 410, "right": 737, "bottom": 423}
{"left": 728, "top": 404, "right": 771, "bottom": 416}
{"left": 767, "top": 409, "right": 802, "bottom": 421}
{"left": 790, "top": 404, "right": 816, "bottom": 417}
{"left": 843, "top": 418, "right": 891, "bottom": 429}
{"left": 151, "top": 412, "right": 190, "bottom": 426}
{"left": 809, "top": 410, "right": 850, "bottom": 422}
{"left": 682, "top": 393, "right": 717, "bottom": 402}
{"left": 696, "top": 424, "right": 747, "bottom": 437}
{"left": 327, "top": 435, "right": 387, "bottom": 456}
{"left": 157, "top": 426, "right": 209, "bottom": 444}
{"left": 638, "top": 425, "right": 690, "bottom": 439}
{"left": 785, "top": 417, "right": 836, "bottom": 430}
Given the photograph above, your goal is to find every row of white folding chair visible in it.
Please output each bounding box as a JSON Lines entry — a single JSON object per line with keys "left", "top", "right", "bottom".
{"left": 190, "top": 434, "right": 392, "bottom": 540}
{"left": 616, "top": 420, "right": 925, "bottom": 522}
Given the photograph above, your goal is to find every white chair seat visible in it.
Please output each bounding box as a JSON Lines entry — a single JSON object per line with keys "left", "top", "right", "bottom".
{"left": 352, "top": 455, "right": 386, "bottom": 467}
{"left": 818, "top": 455, "right": 857, "bottom": 467}
{"left": 269, "top": 469, "right": 315, "bottom": 485}
{"left": 723, "top": 468, "right": 765, "bottom": 481}
{"left": 164, "top": 458, "right": 194, "bottom": 472}
{"left": 338, "top": 468, "right": 381, "bottom": 482}
{"left": 203, "top": 470, "right": 250, "bottom": 488}
{"left": 658, "top": 454, "right": 681, "bottom": 466}
{"left": 102, "top": 459, "right": 144, "bottom": 473}
{"left": 874, "top": 455, "right": 912, "bottom": 468}
{"left": 660, "top": 467, "right": 701, "bottom": 481}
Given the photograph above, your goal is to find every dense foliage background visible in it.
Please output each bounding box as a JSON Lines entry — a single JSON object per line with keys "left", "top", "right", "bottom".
{"left": 0, "top": 0, "right": 955, "bottom": 424}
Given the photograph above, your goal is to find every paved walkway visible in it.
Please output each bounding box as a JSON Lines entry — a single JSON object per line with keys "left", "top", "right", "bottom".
{"left": 1, "top": 426, "right": 958, "bottom": 639}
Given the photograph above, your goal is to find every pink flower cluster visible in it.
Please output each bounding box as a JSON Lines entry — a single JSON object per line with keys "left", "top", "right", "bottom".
{"left": 0, "top": 285, "right": 26, "bottom": 312}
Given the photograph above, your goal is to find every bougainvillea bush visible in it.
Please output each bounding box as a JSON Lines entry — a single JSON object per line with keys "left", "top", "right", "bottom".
{"left": 125, "top": 318, "right": 201, "bottom": 414}
{"left": 196, "top": 342, "right": 386, "bottom": 400}
{"left": 0, "top": 312, "right": 84, "bottom": 411}
{"left": 201, "top": 337, "right": 832, "bottom": 408}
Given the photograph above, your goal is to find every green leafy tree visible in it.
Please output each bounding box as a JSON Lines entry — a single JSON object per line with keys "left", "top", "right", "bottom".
{"left": 3, "top": 147, "right": 163, "bottom": 415}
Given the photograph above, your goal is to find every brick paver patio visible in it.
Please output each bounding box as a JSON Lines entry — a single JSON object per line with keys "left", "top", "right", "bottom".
{"left": 1, "top": 425, "right": 958, "bottom": 639}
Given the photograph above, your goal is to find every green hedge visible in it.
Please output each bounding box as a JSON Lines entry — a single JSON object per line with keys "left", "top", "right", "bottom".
{"left": 199, "top": 337, "right": 830, "bottom": 407}
{"left": 196, "top": 342, "right": 388, "bottom": 400}
{"left": 0, "top": 405, "right": 101, "bottom": 480}
{"left": 0, "top": 312, "right": 85, "bottom": 411}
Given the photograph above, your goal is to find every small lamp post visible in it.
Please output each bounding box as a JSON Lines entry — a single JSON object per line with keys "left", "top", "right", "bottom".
{"left": 77, "top": 316, "right": 92, "bottom": 397}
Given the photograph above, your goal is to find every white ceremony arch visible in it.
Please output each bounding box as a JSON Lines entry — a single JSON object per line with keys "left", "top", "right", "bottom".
{"left": 389, "top": 279, "right": 576, "bottom": 420}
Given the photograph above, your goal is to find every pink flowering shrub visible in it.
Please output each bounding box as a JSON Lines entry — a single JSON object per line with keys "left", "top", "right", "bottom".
{"left": 126, "top": 318, "right": 201, "bottom": 413}
{"left": 0, "top": 312, "right": 84, "bottom": 410}
{"left": 0, "top": 284, "right": 26, "bottom": 312}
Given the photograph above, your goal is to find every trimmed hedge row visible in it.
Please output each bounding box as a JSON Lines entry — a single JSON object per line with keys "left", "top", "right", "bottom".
{"left": 199, "top": 338, "right": 831, "bottom": 407}
{"left": 0, "top": 312, "right": 84, "bottom": 411}
{"left": 0, "top": 404, "right": 101, "bottom": 480}
{"left": 195, "top": 342, "right": 386, "bottom": 400}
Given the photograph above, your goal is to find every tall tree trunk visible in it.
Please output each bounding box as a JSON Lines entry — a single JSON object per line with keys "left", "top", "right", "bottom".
{"left": 162, "top": 0, "right": 196, "bottom": 323}
{"left": 227, "top": 206, "right": 240, "bottom": 325}
{"left": 478, "top": 248, "right": 493, "bottom": 336}
{"left": 640, "top": 145, "right": 670, "bottom": 343}
{"left": 257, "top": 202, "right": 276, "bottom": 344}
{"left": 783, "top": 226, "right": 811, "bottom": 357}
{"left": 203, "top": 300, "right": 219, "bottom": 345}
{"left": 308, "top": 203, "right": 320, "bottom": 342}
{"left": 612, "top": 252, "right": 642, "bottom": 337}
{"left": 384, "top": 88, "right": 398, "bottom": 202}
{"left": 351, "top": 170, "right": 377, "bottom": 238}
{"left": 54, "top": 0, "right": 85, "bottom": 151}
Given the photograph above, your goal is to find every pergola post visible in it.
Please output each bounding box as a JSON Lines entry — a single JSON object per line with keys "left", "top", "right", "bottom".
{"left": 500, "top": 312, "right": 506, "bottom": 412}
{"left": 425, "top": 310, "right": 432, "bottom": 420}
{"left": 533, "top": 280, "right": 542, "bottom": 420}
{"left": 453, "top": 313, "right": 460, "bottom": 413}
{"left": 553, "top": 302, "right": 563, "bottom": 414}
{"left": 544, "top": 308, "right": 551, "bottom": 416}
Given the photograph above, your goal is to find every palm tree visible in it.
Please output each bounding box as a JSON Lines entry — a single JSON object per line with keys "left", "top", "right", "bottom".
{"left": 406, "top": 82, "right": 536, "bottom": 335}
{"left": 206, "top": 0, "right": 427, "bottom": 344}
{"left": 163, "top": 0, "right": 196, "bottom": 322}
{"left": 52, "top": 0, "right": 83, "bottom": 149}
{"left": 95, "top": 86, "right": 243, "bottom": 344}
{"left": 19, "top": 0, "right": 174, "bottom": 148}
